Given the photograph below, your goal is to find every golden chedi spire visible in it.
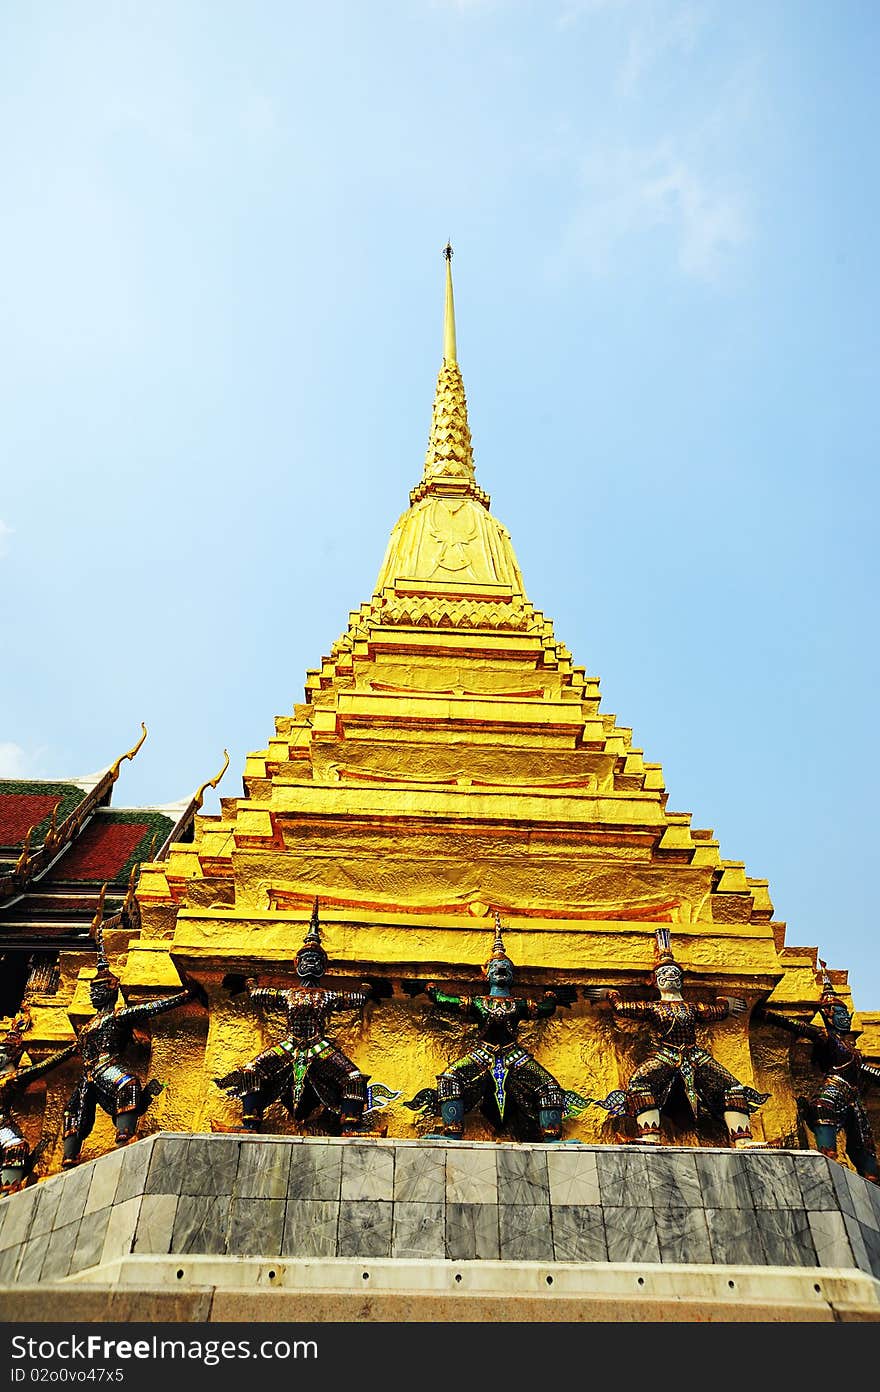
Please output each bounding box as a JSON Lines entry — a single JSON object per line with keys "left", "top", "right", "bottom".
{"left": 443, "top": 240, "right": 457, "bottom": 363}
{"left": 375, "top": 244, "right": 524, "bottom": 594}
{"left": 411, "top": 242, "right": 484, "bottom": 507}
{"left": 420, "top": 243, "right": 474, "bottom": 486}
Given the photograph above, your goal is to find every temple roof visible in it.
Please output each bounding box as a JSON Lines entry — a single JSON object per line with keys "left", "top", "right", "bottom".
{"left": 0, "top": 733, "right": 227, "bottom": 976}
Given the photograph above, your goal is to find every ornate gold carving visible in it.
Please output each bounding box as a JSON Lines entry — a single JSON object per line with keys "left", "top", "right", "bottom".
{"left": 108, "top": 722, "right": 148, "bottom": 782}
{"left": 194, "top": 750, "right": 230, "bottom": 812}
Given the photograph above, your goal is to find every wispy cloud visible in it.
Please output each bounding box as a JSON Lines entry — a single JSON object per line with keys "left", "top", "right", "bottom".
{"left": 0, "top": 521, "right": 13, "bottom": 557}
{"left": 558, "top": 0, "right": 628, "bottom": 22}
{"left": 618, "top": 2, "right": 706, "bottom": 95}
{"left": 0, "top": 742, "right": 47, "bottom": 778}
{"left": 555, "top": 143, "right": 751, "bottom": 282}
{"left": 558, "top": 0, "right": 708, "bottom": 94}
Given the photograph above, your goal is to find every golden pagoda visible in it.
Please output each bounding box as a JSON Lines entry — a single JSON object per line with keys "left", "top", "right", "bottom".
{"left": 16, "top": 246, "right": 880, "bottom": 1168}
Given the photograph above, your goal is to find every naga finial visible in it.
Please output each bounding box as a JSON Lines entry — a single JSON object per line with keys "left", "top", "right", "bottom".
{"left": 43, "top": 798, "right": 64, "bottom": 854}
{"left": 13, "top": 825, "right": 34, "bottom": 880}
{"left": 109, "top": 722, "right": 148, "bottom": 782}
{"left": 90, "top": 884, "right": 109, "bottom": 964}
{"left": 193, "top": 749, "right": 230, "bottom": 811}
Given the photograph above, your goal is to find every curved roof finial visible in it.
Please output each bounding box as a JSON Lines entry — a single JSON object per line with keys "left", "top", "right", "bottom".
{"left": 443, "top": 240, "right": 457, "bottom": 364}
{"left": 193, "top": 749, "right": 230, "bottom": 811}
{"left": 90, "top": 883, "right": 109, "bottom": 967}
{"left": 109, "top": 722, "right": 148, "bottom": 781}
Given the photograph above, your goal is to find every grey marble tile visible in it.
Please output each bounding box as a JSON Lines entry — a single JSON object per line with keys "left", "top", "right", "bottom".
{"left": 604, "top": 1205, "right": 660, "bottom": 1263}
{"left": 695, "top": 1151, "right": 753, "bottom": 1210}
{"left": 31, "top": 1178, "right": 64, "bottom": 1237}
{"left": 744, "top": 1153, "right": 803, "bottom": 1210}
{"left": 808, "top": 1210, "right": 855, "bottom": 1269}
{"left": 547, "top": 1148, "right": 600, "bottom": 1206}
{"left": 392, "top": 1202, "right": 445, "bottom": 1258}
{"left": 704, "top": 1208, "right": 764, "bottom": 1265}
{"left": 235, "top": 1141, "right": 292, "bottom": 1200}
{"left": 282, "top": 1200, "right": 339, "bottom": 1258}
{"left": 0, "top": 1185, "right": 37, "bottom": 1249}
{"left": 846, "top": 1171, "right": 878, "bottom": 1229}
{"left": 758, "top": 1210, "right": 817, "bottom": 1267}
{"left": 393, "top": 1147, "right": 445, "bottom": 1203}
{"left": 597, "top": 1149, "right": 650, "bottom": 1207}
{"left": 180, "top": 1138, "right": 240, "bottom": 1197}
{"left": 40, "top": 1221, "right": 79, "bottom": 1281}
{"left": 445, "top": 1203, "right": 499, "bottom": 1260}
{"left": 0, "top": 1242, "right": 22, "bottom": 1283}
{"left": 84, "top": 1148, "right": 126, "bottom": 1214}
{"left": 336, "top": 1200, "right": 392, "bottom": 1257}
{"left": 288, "top": 1143, "right": 342, "bottom": 1201}
{"left": 552, "top": 1206, "right": 606, "bottom": 1262}
{"left": 69, "top": 1208, "right": 112, "bottom": 1275}
{"left": 499, "top": 1203, "right": 554, "bottom": 1261}
{"left": 340, "top": 1144, "right": 394, "bottom": 1201}
{"left": 171, "top": 1195, "right": 230, "bottom": 1255}
{"left": 647, "top": 1152, "right": 701, "bottom": 1209}
{"left": 133, "top": 1195, "right": 177, "bottom": 1254}
{"left": 843, "top": 1215, "right": 870, "bottom": 1273}
{"left": 860, "top": 1222, "right": 880, "bottom": 1279}
{"left": 16, "top": 1231, "right": 50, "bottom": 1284}
{"left": 446, "top": 1148, "right": 497, "bottom": 1204}
{"left": 655, "top": 1206, "right": 712, "bottom": 1264}
{"left": 829, "top": 1163, "right": 857, "bottom": 1219}
{"left": 496, "top": 1148, "right": 549, "bottom": 1205}
{"left": 101, "top": 1197, "right": 142, "bottom": 1264}
{"left": 115, "top": 1139, "right": 154, "bottom": 1204}
{"left": 144, "top": 1136, "right": 190, "bottom": 1196}
{"left": 828, "top": 1161, "right": 856, "bottom": 1218}
{"left": 54, "top": 1162, "right": 92, "bottom": 1227}
{"left": 227, "top": 1198, "right": 285, "bottom": 1257}
{"left": 794, "top": 1155, "right": 838, "bottom": 1212}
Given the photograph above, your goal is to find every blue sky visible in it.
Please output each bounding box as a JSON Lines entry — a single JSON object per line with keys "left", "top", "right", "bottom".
{"left": 2, "top": 2, "right": 878, "bottom": 1006}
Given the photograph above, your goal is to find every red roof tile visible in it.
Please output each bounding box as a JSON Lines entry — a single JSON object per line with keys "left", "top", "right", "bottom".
{"left": 0, "top": 794, "right": 62, "bottom": 845}
{"left": 54, "top": 821, "right": 149, "bottom": 882}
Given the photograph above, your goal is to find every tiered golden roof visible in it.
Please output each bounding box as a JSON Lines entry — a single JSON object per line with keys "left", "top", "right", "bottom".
{"left": 19, "top": 247, "right": 878, "bottom": 1163}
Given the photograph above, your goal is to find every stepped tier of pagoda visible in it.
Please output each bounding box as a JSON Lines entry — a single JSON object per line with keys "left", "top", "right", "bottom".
{"left": 8, "top": 251, "right": 878, "bottom": 1168}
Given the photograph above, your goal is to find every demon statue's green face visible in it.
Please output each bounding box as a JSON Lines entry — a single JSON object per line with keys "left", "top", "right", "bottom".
{"left": 485, "top": 956, "right": 514, "bottom": 990}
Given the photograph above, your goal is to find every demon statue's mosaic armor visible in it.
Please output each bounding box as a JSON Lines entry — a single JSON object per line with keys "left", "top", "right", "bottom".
{"left": 587, "top": 929, "right": 768, "bottom": 1146}
{"left": 756, "top": 964, "right": 880, "bottom": 1183}
{"left": 61, "top": 908, "right": 196, "bottom": 1167}
{"left": 1, "top": 1009, "right": 76, "bottom": 1193}
{"left": 404, "top": 916, "right": 576, "bottom": 1141}
{"left": 214, "top": 903, "right": 390, "bottom": 1135}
